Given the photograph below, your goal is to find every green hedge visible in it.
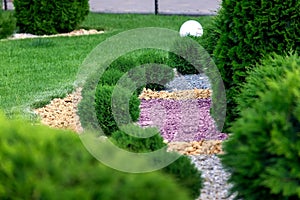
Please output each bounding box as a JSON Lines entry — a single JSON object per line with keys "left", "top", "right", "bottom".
{"left": 107, "top": 49, "right": 173, "bottom": 91}
{"left": 168, "top": 36, "right": 205, "bottom": 75}
{"left": 110, "top": 125, "right": 202, "bottom": 199}
{"left": 98, "top": 68, "right": 125, "bottom": 86}
{"left": 236, "top": 53, "right": 300, "bottom": 114}
{"left": 213, "top": 0, "right": 300, "bottom": 130}
{"left": 0, "top": 114, "right": 192, "bottom": 200}
{"left": 0, "top": 11, "right": 16, "bottom": 39}
{"left": 220, "top": 55, "right": 300, "bottom": 199}
{"left": 95, "top": 85, "right": 140, "bottom": 136}
{"left": 111, "top": 124, "right": 166, "bottom": 153}
{"left": 13, "top": 0, "right": 89, "bottom": 35}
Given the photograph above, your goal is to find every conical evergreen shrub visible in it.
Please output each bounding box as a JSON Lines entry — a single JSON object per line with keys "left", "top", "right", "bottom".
{"left": 214, "top": 0, "right": 300, "bottom": 130}
{"left": 220, "top": 54, "right": 300, "bottom": 200}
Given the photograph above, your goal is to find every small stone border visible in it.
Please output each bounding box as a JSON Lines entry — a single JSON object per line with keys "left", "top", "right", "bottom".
{"left": 139, "top": 88, "right": 212, "bottom": 100}
{"left": 8, "top": 29, "right": 104, "bottom": 40}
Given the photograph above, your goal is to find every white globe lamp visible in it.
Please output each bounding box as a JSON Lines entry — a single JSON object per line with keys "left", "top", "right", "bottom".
{"left": 179, "top": 20, "right": 203, "bottom": 37}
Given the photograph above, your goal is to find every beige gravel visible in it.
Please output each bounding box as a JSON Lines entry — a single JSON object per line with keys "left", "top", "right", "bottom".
{"left": 34, "top": 88, "right": 223, "bottom": 155}
{"left": 34, "top": 88, "right": 83, "bottom": 133}
{"left": 139, "top": 88, "right": 212, "bottom": 100}
{"left": 9, "top": 29, "right": 104, "bottom": 40}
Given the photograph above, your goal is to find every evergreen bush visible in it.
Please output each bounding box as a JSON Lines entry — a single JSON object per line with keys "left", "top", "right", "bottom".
{"left": 98, "top": 68, "right": 125, "bottom": 86}
{"left": 95, "top": 85, "right": 140, "bottom": 136}
{"left": 168, "top": 36, "right": 207, "bottom": 75}
{"left": 13, "top": 0, "right": 89, "bottom": 35}
{"left": 213, "top": 0, "right": 300, "bottom": 130}
{"left": 137, "top": 50, "right": 174, "bottom": 91}
{"left": 220, "top": 57, "right": 300, "bottom": 199}
{"left": 236, "top": 53, "right": 300, "bottom": 114}
{"left": 111, "top": 124, "right": 202, "bottom": 199}
{"left": 106, "top": 49, "right": 173, "bottom": 91}
{"left": 110, "top": 124, "right": 166, "bottom": 153}
{"left": 164, "top": 155, "right": 202, "bottom": 199}
{"left": 198, "top": 15, "right": 221, "bottom": 57}
{"left": 0, "top": 11, "right": 16, "bottom": 39}
{"left": 0, "top": 114, "right": 192, "bottom": 200}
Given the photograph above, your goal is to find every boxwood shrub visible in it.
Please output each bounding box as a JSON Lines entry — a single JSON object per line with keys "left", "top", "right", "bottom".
{"left": 220, "top": 55, "right": 300, "bottom": 200}
{"left": 13, "top": 0, "right": 89, "bottom": 35}
{"left": 0, "top": 114, "right": 192, "bottom": 200}
{"left": 213, "top": 0, "right": 300, "bottom": 130}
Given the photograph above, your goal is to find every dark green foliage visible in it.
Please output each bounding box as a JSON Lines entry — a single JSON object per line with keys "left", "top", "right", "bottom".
{"left": 107, "top": 49, "right": 174, "bottom": 91}
{"left": 137, "top": 50, "right": 174, "bottom": 91}
{"left": 143, "top": 64, "right": 174, "bottom": 91}
{"left": 236, "top": 53, "right": 300, "bottom": 114}
{"left": 164, "top": 156, "right": 202, "bottom": 199}
{"left": 168, "top": 36, "right": 206, "bottom": 75}
{"left": 107, "top": 54, "right": 138, "bottom": 73}
{"left": 13, "top": 0, "right": 89, "bottom": 35}
{"left": 98, "top": 69, "right": 125, "bottom": 86}
{"left": 0, "top": 11, "right": 16, "bottom": 39}
{"left": 214, "top": 0, "right": 300, "bottom": 130}
{"left": 111, "top": 124, "right": 202, "bottom": 199}
{"left": 220, "top": 56, "right": 300, "bottom": 200}
{"left": 95, "top": 85, "right": 140, "bottom": 136}
{"left": 110, "top": 124, "right": 167, "bottom": 153}
{"left": 0, "top": 114, "right": 192, "bottom": 200}
{"left": 198, "top": 15, "right": 221, "bottom": 57}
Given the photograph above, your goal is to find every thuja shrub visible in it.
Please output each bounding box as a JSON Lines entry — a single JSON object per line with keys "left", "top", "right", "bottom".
{"left": 0, "top": 114, "right": 191, "bottom": 200}
{"left": 0, "top": 11, "right": 16, "bottom": 39}
{"left": 213, "top": 0, "right": 300, "bottom": 130}
{"left": 107, "top": 54, "right": 138, "bottom": 73}
{"left": 168, "top": 36, "right": 207, "bottom": 75}
{"left": 236, "top": 53, "right": 300, "bottom": 114}
{"left": 106, "top": 49, "right": 173, "bottom": 91}
{"left": 111, "top": 124, "right": 202, "bottom": 199}
{"left": 137, "top": 49, "right": 174, "bottom": 91}
{"left": 98, "top": 68, "right": 125, "bottom": 86}
{"left": 110, "top": 124, "right": 166, "bottom": 153}
{"left": 198, "top": 15, "right": 221, "bottom": 57}
{"left": 95, "top": 85, "right": 140, "bottom": 136}
{"left": 13, "top": 0, "right": 89, "bottom": 35}
{"left": 164, "top": 156, "right": 202, "bottom": 199}
{"left": 221, "top": 65, "right": 300, "bottom": 199}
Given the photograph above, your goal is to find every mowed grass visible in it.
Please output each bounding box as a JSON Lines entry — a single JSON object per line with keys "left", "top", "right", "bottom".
{"left": 0, "top": 12, "right": 212, "bottom": 115}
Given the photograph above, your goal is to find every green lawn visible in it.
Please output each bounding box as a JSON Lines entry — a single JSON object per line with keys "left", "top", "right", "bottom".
{"left": 0, "top": 12, "right": 212, "bottom": 116}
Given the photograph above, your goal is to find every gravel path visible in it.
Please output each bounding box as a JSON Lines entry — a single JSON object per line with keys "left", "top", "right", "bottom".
{"left": 144, "top": 72, "right": 234, "bottom": 200}
{"left": 190, "top": 155, "right": 235, "bottom": 200}
{"left": 166, "top": 74, "right": 212, "bottom": 91}
{"left": 33, "top": 72, "right": 234, "bottom": 200}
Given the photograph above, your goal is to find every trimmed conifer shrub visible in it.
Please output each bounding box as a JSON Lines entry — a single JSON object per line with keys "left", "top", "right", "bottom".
{"left": 13, "top": 0, "right": 89, "bottom": 35}
{"left": 236, "top": 53, "right": 300, "bottom": 114}
{"left": 213, "top": 0, "right": 300, "bottom": 130}
{"left": 0, "top": 11, "right": 16, "bottom": 39}
{"left": 95, "top": 85, "right": 140, "bottom": 136}
{"left": 168, "top": 36, "right": 206, "bottom": 75}
{"left": 111, "top": 124, "right": 202, "bottom": 199}
{"left": 220, "top": 55, "right": 300, "bottom": 199}
{"left": 110, "top": 124, "right": 166, "bottom": 153}
{"left": 0, "top": 114, "right": 192, "bottom": 200}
